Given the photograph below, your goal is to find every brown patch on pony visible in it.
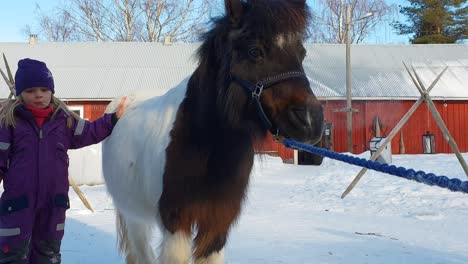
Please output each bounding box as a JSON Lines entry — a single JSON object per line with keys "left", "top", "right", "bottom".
{"left": 159, "top": 97, "right": 255, "bottom": 259}
{"left": 191, "top": 200, "right": 240, "bottom": 258}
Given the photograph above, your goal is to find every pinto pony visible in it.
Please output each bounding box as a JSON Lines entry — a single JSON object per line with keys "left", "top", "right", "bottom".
{"left": 102, "top": 0, "right": 324, "bottom": 263}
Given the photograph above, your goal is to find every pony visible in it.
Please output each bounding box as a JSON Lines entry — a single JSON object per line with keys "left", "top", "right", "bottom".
{"left": 102, "top": 0, "right": 324, "bottom": 263}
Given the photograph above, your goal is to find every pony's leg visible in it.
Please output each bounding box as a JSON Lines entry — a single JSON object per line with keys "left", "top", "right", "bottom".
{"left": 193, "top": 229, "right": 227, "bottom": 264}
{"left": 116, "top": 212, "right": 155, "bottom": 264}
{"left": 158, "top": 229, "right": 191, "bottom": 264}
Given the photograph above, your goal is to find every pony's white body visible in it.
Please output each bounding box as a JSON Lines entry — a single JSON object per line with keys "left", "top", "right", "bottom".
{"left": 102, "top": 80, "right": 194, "bottom": 263}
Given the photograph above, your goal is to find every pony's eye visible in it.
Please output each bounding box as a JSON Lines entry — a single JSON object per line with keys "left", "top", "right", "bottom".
{"left": 248, "top": 47, "right": 264, "bottom": 59}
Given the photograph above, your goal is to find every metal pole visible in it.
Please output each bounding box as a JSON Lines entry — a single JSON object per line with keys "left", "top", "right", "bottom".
{"left": 346, "top": 5, "right": 352, "bottom": 153}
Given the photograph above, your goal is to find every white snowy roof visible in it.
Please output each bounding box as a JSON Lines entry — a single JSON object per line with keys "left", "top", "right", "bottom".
{"left": 305, "top": 44, "right": 468, "bottom": 100}
{"left": 0, "top": 42, "right": 467, "bottom": 100}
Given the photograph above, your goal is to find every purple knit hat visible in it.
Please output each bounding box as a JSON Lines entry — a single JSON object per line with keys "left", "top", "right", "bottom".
{"left": 15, "top": 58, "right": 55, "bottom": 96}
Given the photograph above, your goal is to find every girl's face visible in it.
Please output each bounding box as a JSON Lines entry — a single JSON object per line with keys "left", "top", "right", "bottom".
{"left": 21, "top": 87, "right": 52, "bottom": 109}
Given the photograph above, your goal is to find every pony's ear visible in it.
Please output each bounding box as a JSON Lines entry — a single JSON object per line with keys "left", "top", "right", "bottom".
{"left": 225, "top": 0, "right": 243, "bottom": 26}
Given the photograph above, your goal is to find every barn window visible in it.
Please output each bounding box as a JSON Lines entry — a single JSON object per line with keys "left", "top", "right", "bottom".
{"left": 68, "top": 105, "right": 85, "bottom": 119}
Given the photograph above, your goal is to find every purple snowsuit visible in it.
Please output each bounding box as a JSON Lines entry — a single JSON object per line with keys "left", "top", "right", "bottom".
{"left": 0, "top": 105, "right": 116, "bottom": 263}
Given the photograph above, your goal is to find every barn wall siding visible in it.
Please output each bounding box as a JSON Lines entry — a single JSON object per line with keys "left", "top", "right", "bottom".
{"left": 66, "top": 101, "right": 111, "bottom": 121}
{"left": 323, "top": 100, "right": 468, "bottom": 155}
{"left": 72, "top": 99, "right": 468, "bottom": 161}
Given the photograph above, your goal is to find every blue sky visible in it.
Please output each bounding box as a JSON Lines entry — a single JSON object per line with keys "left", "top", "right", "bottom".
{"left": 0, "top": 0, "right": 409, "bottom": 43}
{"left": 0, "top": 0, "right": 55, "bottom": 42}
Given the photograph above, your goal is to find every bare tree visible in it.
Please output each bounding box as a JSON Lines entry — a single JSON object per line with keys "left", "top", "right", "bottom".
{"left": 309, "top": 0, "right": 397, "bottom": 44}
{"left": 114, "top": 0, "right": 140, "bottom": 41}
{"left": 31, "top": 0, "right": 215, "bottom": 42}
{"left": 23, "top": 4, "right": 80, "bottom": 42}
{"left": 138, "top": 0, "right": 214, "bottom": 42}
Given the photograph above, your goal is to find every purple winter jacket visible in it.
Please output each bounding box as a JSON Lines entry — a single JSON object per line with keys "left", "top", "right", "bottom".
{"left": 0, "top": 105, "right": 115, "bottom": 210}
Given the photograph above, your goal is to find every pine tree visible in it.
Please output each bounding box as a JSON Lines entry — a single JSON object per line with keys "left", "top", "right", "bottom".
{"left": 392, "top": 0, "right": 468, "bottom": 44}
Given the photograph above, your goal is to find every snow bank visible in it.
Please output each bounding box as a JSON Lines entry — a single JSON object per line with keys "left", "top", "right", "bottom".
{"left": 68, "top": 144, "right": 105, "bottom": 185}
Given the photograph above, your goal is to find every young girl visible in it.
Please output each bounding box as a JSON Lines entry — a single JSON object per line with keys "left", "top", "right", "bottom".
{"left": 0, "top": 58, "right": 126, "bottom": 263}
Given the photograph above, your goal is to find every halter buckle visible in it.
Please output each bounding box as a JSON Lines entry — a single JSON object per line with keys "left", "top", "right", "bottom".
{"left": 252, "top": 82, "right": 264, "bottom": 99}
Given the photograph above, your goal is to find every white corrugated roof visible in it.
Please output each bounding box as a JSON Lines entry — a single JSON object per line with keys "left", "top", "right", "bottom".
{"left": 304, "top": 44, "right": 468, "bottom": 99}
{"left": 0, "top": 42, "right": 198, "bottom": 100}
{"left": 0, "top": 42, "right": 467, "bottom": 100}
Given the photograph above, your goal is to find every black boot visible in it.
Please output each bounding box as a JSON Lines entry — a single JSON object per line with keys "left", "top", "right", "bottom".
{"left": 35, "top": 239, "right": 61, "bottom": 264}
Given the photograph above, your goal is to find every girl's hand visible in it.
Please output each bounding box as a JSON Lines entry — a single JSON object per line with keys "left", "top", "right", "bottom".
{"left": 115, "top": 96, "right": 127, "bottom": 119}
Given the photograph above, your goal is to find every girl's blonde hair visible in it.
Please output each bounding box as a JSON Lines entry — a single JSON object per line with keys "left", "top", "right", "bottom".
{"left": 0, "top": 95, "right": 81, "bottom": 128}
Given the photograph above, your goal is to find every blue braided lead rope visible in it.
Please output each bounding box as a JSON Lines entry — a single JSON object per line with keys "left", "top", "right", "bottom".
{"left": 283, "top": 139, "right": 468, "bottom": 194}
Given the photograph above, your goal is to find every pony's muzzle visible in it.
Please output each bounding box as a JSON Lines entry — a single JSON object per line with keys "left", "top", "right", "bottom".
{"left": 287, "top": 103, "right": 324, "bottom": 144}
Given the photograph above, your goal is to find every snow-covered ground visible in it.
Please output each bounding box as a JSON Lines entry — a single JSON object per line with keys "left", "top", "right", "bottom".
{"left": 58, "top": 151, "right": 468, "bottom": 264}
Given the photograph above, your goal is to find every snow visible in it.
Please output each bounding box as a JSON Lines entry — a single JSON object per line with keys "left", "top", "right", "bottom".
{"left": 49, "top": 150, "right": 468, "bottom": 263}
{"left": 68, "top": 144, "right": 105, "bottom": 185}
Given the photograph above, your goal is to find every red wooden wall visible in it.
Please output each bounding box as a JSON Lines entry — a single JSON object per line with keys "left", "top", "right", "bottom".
{"left": 255, "top": 99, "right": 468, "bottom": 160}
{"left": 68, "top": 100, "right": 468, "bottom": 161}
{"left": 66, "top": 101, "right": 111, "bottom": 121}
{"left": 322, "top": 100, "right": 468, "bottom": 155}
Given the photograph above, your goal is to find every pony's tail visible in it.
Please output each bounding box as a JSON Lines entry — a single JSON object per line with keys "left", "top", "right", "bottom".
{"left": 116, "top": 211, "right": 136, "bottom": 264}
{"left": 116, "top": 210, "right": 156, "bottom": 263}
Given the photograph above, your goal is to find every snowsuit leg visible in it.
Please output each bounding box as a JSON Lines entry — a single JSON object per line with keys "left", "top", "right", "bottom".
{"left": 0, "top": 239, "right": 30, "bottom": 264}
{"left": 30, "top": 195, "right": 68, "bottom": 264}
{"left": 0, "top": 195, "right": 34, "bottom": 264}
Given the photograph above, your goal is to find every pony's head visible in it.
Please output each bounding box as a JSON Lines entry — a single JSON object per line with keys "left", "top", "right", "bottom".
{"left": 196, "top": 0, "right": 323, "bottom": 144}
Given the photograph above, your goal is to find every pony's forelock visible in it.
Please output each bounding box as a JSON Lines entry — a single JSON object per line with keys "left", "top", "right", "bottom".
{"left": 246, "top": 0, "right": 310, "bottom": 38}
{"left": 197, "top": 0, "right": 310, "bottom": 62}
